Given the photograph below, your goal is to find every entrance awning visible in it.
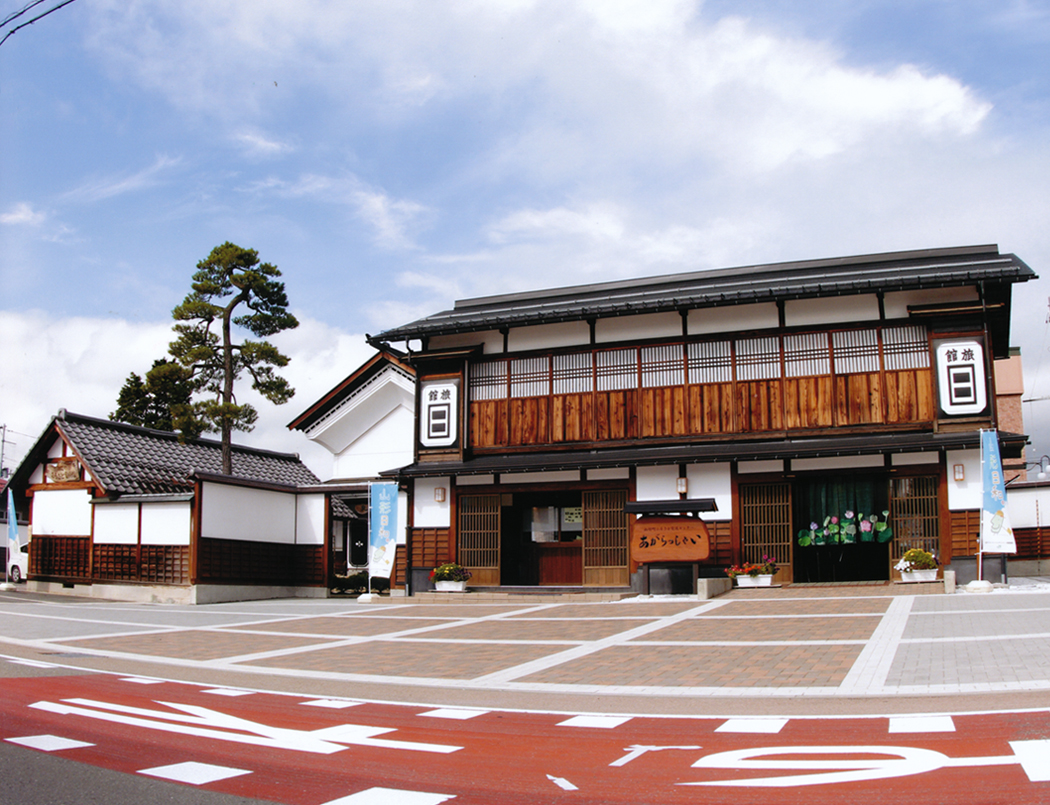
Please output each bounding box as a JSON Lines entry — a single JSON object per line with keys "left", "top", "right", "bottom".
{"left": 623, "top": 499, "right": 718, "bottom": 515}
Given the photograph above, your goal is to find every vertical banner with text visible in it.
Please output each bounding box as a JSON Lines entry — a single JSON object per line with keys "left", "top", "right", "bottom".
{"left": 981, "top": 429, "right": 1017, "bottom": 554}
{"left": 368, "top": 481, "right": 399, "bottom": 579}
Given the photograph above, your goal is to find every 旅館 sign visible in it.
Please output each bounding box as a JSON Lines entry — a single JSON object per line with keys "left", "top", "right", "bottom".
{"left": 631, "top": 516, "right": 710, "bottom": 563}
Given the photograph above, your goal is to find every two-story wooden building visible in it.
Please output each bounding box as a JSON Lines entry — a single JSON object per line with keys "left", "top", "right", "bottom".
{"left": 366, "top": 245, "right": 1036, "bottom": 593}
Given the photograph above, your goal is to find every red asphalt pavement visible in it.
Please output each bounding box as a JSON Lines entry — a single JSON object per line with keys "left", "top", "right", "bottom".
{"left": 4, "top": 670, "right": 1050, "bottom": 804}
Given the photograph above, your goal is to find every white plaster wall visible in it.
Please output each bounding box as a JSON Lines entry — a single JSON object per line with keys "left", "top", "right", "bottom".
{"left": 687, "top": 463, "right": 732, "bottom": 521}
{"left": 947, "top": 449, "right": 982, "bottom": 510}
{"left": 32, "top": 489, "right": 92, "bottom": 536}
{"left": 398, "top": 490, "right": 408, "bottom": 545}
{"left": 430, "top": 330, "right": 504, "bottom": 353}
{"left": 93, "top": 503, "right": 138, "bottom": 545}
{"left": 29, "top": 465, "right": 43, "bottom": 485}
{"left": 47, "top": 440, "right": 64, "bottom": 459}
{"left": 457, "top": 475, "right": 494, "bottom": 486}
{"left": 331, "top": 406, "right": 415, "bottom": 480}
{"left": 141, "top": 502, "right": 191, "bottom": 546}
{"left": 500, "top": 470, "right": 581, "bottom": 484}
{"left": 892, "top": 452, "right": 941, "bottom": 466}
{"left": 738, "top": 459, "right": 784, "bottom": 474}
{"left": 784, "top": 294, "right": 880, "bottom": 327}
{"left": 688, "top": 303, "right": 778, "bottom": 335}
{"left": 595, "top": 312, "right": 680, "bottom": 343}
{"left": 883, "top": 286, "right": 978, "bottom": 319}
{"left": 508, "top": 321, "right": 591, "bottom": 352}
{"left": 414, "top": 476, "right": 451, "bottom": 528}
{"left": 1005, "top": 486, "right": 1050, "bottom": 528}
{"left": 201, "top": 483, "right": 296, "bottom": 543}
{"left": 792, "top": 455, "right": 885, "bottom": 472}
{"left": 296, "top": 494, "right": 327, "bottom": 545}
{"left": 587, "top": 467, "right": 630, "bottom": 480}
{"left": 636, "top": 465, "right": 678, "bottom": 500}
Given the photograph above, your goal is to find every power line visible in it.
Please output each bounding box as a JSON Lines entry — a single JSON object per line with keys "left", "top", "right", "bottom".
{"left": 0, "top": 0, "right": 79, "bottom": 48}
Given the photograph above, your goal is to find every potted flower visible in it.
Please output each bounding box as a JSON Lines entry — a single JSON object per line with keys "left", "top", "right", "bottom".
{"left": 429, "top": 563, "right": 472, "bottom": 592}
{"left": 726, "top": 556, "right": 778, "bottom": 587}
{"left": 894, "top": 549, "right": 938, "bottom": 582}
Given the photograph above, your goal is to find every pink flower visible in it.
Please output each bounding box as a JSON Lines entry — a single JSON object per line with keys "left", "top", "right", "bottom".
{"left": 860, "top": 520, "right": 873, "bottom": 532}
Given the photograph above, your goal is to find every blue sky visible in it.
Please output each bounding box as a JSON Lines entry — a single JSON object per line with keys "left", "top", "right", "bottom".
{"left": 3, "top": 0, "right": 1050, "bottom": 476}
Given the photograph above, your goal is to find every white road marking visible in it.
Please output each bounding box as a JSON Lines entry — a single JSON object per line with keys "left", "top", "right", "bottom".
{"left": 8, "top": 660, "right": 57, "bottom": 668}
{"left": 29, "top": 698, "right": 462, "bottom": 755}
{"left": 610, "top": 745, "right": 702, "bottom": 767}
{"left": 547, "top": 774, "right": 578, "bottom": 790}
{"left": 200, "top": 688, "right": 254, "bottom": 696}
{"left": 716, "top": 718, "right": 788, "bottom": 734}
{"left": 418, "top": 708, "right": 488, "bottom": 720}
{"left": 888, "top": 715, "right": 955, "bottom": 733}
{"left": 6, "top": 734, "right": 94, "bottom": 751}
{"left": 322, "top": 787, "right": 456, "bottom": 804}
{"left": 684, "top": 741, "right": 1050, "bottom": 787}
{"left": 558, "top": 714, "right": 632, "bottom": 729}
{"left": 120, "top": 677, "right": 165, "bottom": 685}
{"left": 301, "top": 699, "right": 364, "bottom": 709}
{"left": 138, "top": 761, "right": 251, "bottom": 785}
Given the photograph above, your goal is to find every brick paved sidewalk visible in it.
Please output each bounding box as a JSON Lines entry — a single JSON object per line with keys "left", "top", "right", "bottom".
{"left": 35, "top": 585, "right": 1050, "bottom": 702}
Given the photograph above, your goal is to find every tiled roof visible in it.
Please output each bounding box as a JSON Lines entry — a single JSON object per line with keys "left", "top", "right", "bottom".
{"left": 56, "top": 411, "right": 320, "bottom": 497}
{"left": 371, "top": 245, "right": 1036, "bottom": 343}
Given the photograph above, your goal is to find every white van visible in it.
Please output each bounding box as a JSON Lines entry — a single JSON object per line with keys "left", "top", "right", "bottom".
{"left": 7, "top": 541, "right": 27, "bottom": 583}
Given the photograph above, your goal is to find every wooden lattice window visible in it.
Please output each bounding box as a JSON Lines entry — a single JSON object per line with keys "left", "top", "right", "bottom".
{"left": 739, "top": 483, "right": 792, "bottom": 580}
{"left": 509, "top": 356, "right": 549, "bottom": 398}
{"left": 469, "top": 360, "right": 508, "bottom": 401}
{"left": 735, "top": 336, "right": 781, "bottom": 381}
{"left": 883, "top": 325, "right": 930, "bottom": 370}
{"left": 687, "top": 340, "right": 732, "bottom": 383}
{"left": 596, "top": 349, "right": 637, "bottom": 391}
{"left": 553, "top": 352, "right": 593, "bottom": 394}
{"left": 640, "top": 344, "right": 684, "bottom": 388}
{"left": 833, "top": 329, "right": 880, "bottom": 374}
{"left": 582, "top": 490, "right": 630, "bottom": 586}
{"left": 783, "top": 332, "right": 830, "bottom": 378}
{"left": 889, "top": 475, "right": 940, "bottom": 564}
{"left": 458, "top": 494, "right": 501, "bottom": 571}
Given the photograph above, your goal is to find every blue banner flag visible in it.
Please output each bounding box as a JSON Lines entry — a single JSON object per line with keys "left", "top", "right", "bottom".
{"left": 7, "top": 489, "right": 20, "bottom": 578}
{"left": 981, "top": 429, "right": 1016, "bottom": 553}
{"left": 368, "top": 482, "right": 399, "bottom": 579}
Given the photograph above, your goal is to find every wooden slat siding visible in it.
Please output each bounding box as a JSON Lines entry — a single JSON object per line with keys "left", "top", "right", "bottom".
{"left": 30, "top": 535, "right": 91, "bottom": 580}
{"left": 459, "top": 494, "right": 500, "bottom": 585}
{"left": 1015, "top": 527, "right": 1050, "bottom": 559}
{"left": 583, "top": 489, "right": 630, "bottom": 586}
{"left": 410, "top": 527, "right": 452, "bottom": 570}
{"left": 708, "top": 520, "right": 733, "bottom": 566}
{"left": 950, "top": 509, "right": 981, "bottom": 557}
{"left": 471, "top": 328, "right": 937, "bottom": 452}
{"left": 94, "top": 544, "right": 137, "bottom": 580}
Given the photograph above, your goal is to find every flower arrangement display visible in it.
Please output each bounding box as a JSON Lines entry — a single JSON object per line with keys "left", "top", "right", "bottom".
{"left": 429, "top": 563, "right": 472, "bottom": 583}
{"left": 726, "top": 555, "right": 778, "bottom": 578}
{"left": 894, "top": 548, "right": 937, "bottom": 573}
{"left": 797, "top": 511, "right": 893, "bottom": 546}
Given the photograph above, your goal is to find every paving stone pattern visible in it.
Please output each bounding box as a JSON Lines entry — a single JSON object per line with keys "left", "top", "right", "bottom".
{"left": 37, "top": 587, "right": 1050, "bottom": 698}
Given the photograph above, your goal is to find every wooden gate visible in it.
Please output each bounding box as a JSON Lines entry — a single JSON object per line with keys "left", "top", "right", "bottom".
{"left": 583, "top": 490, "right": 630, "bottom": 586}
{"left": 739, "top": 482, "right": 793, "bottom": 582}
{"left": 458, "top": 494, "right": 501, "bottom": 585}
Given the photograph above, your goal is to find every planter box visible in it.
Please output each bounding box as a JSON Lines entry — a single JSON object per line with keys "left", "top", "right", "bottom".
{"left": 434, "top": 580, "right": 467, "bottom": 592}
{"left": 901, "top": 569, "right": 938, "bottom": 583}
{"left": 735, "top": 574, "right": 774, "bottom": 588}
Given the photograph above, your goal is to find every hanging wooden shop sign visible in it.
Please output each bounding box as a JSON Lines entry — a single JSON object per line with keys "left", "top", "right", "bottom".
{"left": 630, "top": 515, "right": 710, "bottom": 562}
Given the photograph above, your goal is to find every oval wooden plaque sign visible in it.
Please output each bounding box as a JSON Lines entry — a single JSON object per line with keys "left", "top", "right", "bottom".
{"left": 631, "top": 515, "right": 710, "bottom": 562}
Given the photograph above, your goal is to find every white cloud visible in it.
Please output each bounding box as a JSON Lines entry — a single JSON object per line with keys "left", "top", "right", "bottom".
{"left": 62, "top": 155, "right": 182, "bottom": 203}
{"left": 0, "top": 202, "right": 45, "bottom": 226}
{"left": 235, "top": 130, "right": 294, "bottom": 158}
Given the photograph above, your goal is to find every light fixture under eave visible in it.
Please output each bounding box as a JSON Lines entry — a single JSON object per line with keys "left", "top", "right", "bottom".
{"left": 953, "top": 464, "right": 965, "bottom": 482}
{"left": 434, "top": 487, "right": 446, "bottom": 503}
{"left": 676, "top": 477, "right": 688, "bottom": 495}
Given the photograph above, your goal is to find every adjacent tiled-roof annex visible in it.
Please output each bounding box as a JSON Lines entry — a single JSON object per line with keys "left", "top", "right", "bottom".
{"left": 22, "top": 410, "right": 320, "bottom": 498}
